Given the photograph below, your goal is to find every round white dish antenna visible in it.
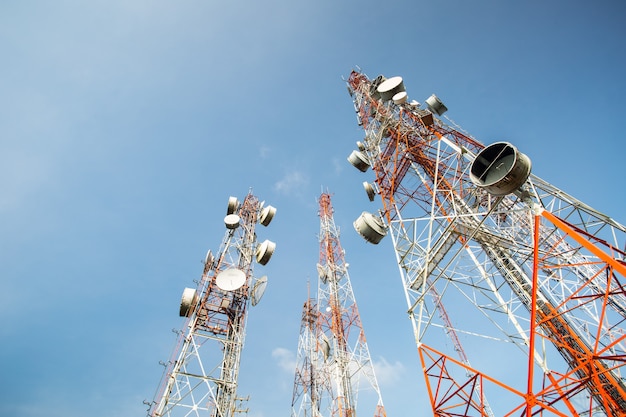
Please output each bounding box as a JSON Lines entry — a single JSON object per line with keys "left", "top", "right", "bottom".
{"left": 347, "top": 150, "right": 370, "bottom": 172}
{"left": 354, "top": 211, "right": 387, "bottom": 244}
{"left": 259, "top": 205, "right": 276, "bottom": 226}
{"left": 356, "top": 141, "right": 365, "bottom": 151}
{"left": 215, "top": 268, "right": 246, "bottom": 291}
{"left": 224, "top": 214, "right": 240, "bottom": 229}
{"left": 392, "top": 91, "right": 408, "bottom": 104}
{"left": 179, "top": 287, "right": 198, "bottom": 317}
{"left": 363, "top": 181, "right": 376, "bottom": 201}
{"left": 251, "top": 276, "right": 268, "bottom": 306}
{"left": 317, "top": 263, "right": 329, "bottom": 284}
{"left": 377, "top": 76, "right": 405, "bottom": 102}
{"left": 256, "top": 239, "right": 276, "bottom": 265}
{"left": 321, "top": 334, "right": 331, "bottom": 360}
{"left": 227, "top": 196, "right": 239, "bottom": 215}
{"left": 204, "top": 249, "right": 214, "bottom": 266}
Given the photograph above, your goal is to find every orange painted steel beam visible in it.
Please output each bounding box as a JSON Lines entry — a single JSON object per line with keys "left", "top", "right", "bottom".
{"left": 541, "top": 209, "right": 626, "bottom": 279}
{"left": 530, "top": 210, "right": 626, "bottom": 415}
{"left": 419, "top": 343, "right": 574, "bottom": 417}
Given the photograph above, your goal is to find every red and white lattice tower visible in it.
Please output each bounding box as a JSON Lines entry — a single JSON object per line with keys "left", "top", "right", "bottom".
{"left": 147, "top": 192, "right": 276, "bottom": 417}
{"left": 345, "top": 69, "right": 626, "bottom": 416}
{"left": 291, "top": 192, "right": 387, "bottom": 417}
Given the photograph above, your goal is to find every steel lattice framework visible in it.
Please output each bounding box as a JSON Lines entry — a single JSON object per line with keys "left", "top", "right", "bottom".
{"left": 346, "top": 69, "right": 626, "bottom": 416}
{"left": 147, "top": 192, "right": 276, "bottom": 417}
{"left": 291, "top": 193, "right": 386, "bottom": 417}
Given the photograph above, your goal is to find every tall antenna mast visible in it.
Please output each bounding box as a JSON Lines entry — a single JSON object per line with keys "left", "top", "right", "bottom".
{"left": 147, "top": 192, "right": 277, "bottom": 417}
{"left": 346, "top": 69, "right": 626, "bottom": 416}
{"left": 291, "top": 192, "right": 386, "bottom": 417}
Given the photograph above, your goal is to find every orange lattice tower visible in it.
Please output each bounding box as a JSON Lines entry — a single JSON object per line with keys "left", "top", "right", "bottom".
{"left": 345, "top": 69, "right": 626, "bottom": 416}
{"left": 291, "top": 192, "right": 387, "bottom": 417}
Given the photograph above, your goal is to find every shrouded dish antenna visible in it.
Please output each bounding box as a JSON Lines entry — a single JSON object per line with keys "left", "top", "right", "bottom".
{"left": 224, "top": 214, "right": 240, "bottom": 229}
{"left": 321, "top": 334, "right": 331, "bottom": 361}
{"left": 356, "top": 141, "right": 365, "bottom": 151}
{"left": 377, "top": 76, "right": 405, "bottom": 102}
{"left": 470, "top": 142, "right": 532, "bottom": 196}
{"left": 317, "top": 263, "right": 329, "bottom": 284}
{"left": 216, "top": 268, "right": 246, "bottom": 291}
{"left": 347, "top": 150, "right": 370, "bottom": 172}
{"left": 353, "top": 211, "right": 387, "bottom": 244}
{"left": 363, "top": 182, "right": 376, "bottom": 201}
{"left": 259, "top": 205, "right": 276, "bottom": 226}
{"left": 256, "top": 239, "right": 276, "bottom": 265}
{"left": 227, "top": 196, "right": 239, "bottom": 215}
{"left": 393, "top": 91, "right": 408, "bottom": 104}
{"left": 425, "top": 94, "right": 448, "bottom": 116}
{"left": 205, "top": 249, "right": 214, "bottom": 267}
{"left": 179, "top": 288, "right": 199, "bottom": 317}
{"left": 251, "top": 276, "right": 268, "bottom": 306}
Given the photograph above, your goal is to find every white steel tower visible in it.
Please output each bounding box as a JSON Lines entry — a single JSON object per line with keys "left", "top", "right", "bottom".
{"left": 346, "top": 70, "right": 626, "bottom": 416}
{"left": 147, "top": 192, "right": 277, "bottom": 417}
{"left": 291, "top": 296, "right": 328, "bottom": 417}
{"left": 291, "top": 192, "right": 387, "bottom": 417}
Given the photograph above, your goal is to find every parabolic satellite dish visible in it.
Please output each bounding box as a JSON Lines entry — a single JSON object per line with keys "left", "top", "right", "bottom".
{"left": 215, "top": 268, "right": 246, "bottom": 291}
{"left": 251, "top": 276, "right": 268, "bottom": 306}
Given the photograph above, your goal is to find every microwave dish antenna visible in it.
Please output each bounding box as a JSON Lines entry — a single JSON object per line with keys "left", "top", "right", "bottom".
{"left": 215, "top": 268, "right": 246, "bottom": 291}
{"left": 347, "top": 150, "right": 370, "bottom": 172}
{"left": 256, "top": 239, "right": 276, "bottom": 265}
{"left": 259, "top": 205, "right": 276, "bottom": 226}
{"left": 224, "top": 214, "right": 240, "bottom": 229}
{"left": 179, "top": 288, "right": 198, "bottom": 317}
{"left": 251, "top": 276, "right": 268, "bottom": 306}
{"left": 227, "top": 196, "right": 239, "bottom": 215}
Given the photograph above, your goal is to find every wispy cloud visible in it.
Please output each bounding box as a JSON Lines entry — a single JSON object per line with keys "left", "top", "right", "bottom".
{"left": 272, "top": 347, "right": 297, "bottom": 373}
{"left": 259, "top": 145, "right": 270, "bottom": 159}
{"left": 274, "top": 170, "right": 308, "bottom": 195}
{"left": 372, "top": 357, "right": 406, "bottom": 386}
{"left": 332, "top": 157, "right": 344, "bottom": 175}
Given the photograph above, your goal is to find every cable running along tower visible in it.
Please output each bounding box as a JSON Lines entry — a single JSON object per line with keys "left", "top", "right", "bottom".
{"left": 147, "top": 192, "right": 277, "bottom": 417}
{"left": 291, "top": 192, "right": 386, "bottom": 417}
{"left": 345, "top": 70, "right": 626, "bottom": 416}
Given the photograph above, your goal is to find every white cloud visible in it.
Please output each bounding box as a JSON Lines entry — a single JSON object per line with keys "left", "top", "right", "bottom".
{"left": 272, "top": 347, "right": 297, "bottom": 373}
{"left": 332, "top": 157, "right": 344, "bottom": 174}
{"left": 274, "top": 170, "right": 308, "bottom": 194}
{"left": 372, "top": 357, "right": 406, "bottom": 386}
{"left": 259, "top": 145, "right": 270, "bottom": 159}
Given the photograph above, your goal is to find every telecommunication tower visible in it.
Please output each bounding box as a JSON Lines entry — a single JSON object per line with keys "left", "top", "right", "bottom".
{"left": 345, "top": 69, "right": 626, "bottom": 416}
{"left": 147, "top": 192, "right": 277, "bottom": 417}
{"left": 291, "top": 192, "right": 387, "bottom": 417}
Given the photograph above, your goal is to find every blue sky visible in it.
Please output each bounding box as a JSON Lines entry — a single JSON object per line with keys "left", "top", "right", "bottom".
{"left": 1, "top": 1, "right": 625, "bottom": 416}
